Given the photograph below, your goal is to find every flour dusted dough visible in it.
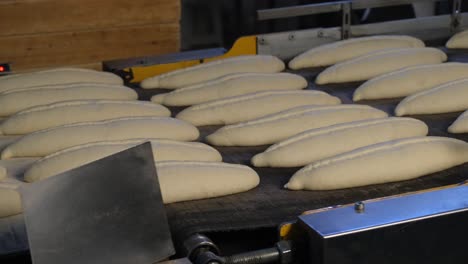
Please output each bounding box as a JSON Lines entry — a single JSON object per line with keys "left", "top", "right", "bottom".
{"left": 176, "top": 90, "right": 341, "bottom": 126}
{"left": 0, "top": 68, "right": 123, "bottom": 93}
{"left": 0, "top": 85, "right": 138, "bottom": 117}
{"left": 446, "top": 30, "right": 468, "bottom": 48}
{"left": 252, "top": 117, "right": 428, "bottom": 167}
{"left": 156, "top": 161, "right": 259, "bottom": 203}
{"left": 206, "top": 105, "right": 388, "bottom": 146}
{"left": 395, "top": 79, "right": 468, "bottom": 116}
{"left": 286, "top": 137, "right": 468, "bottom": 190}
{"left": 25, "top": 160, "right": 259, "bottom": 204}
{"left": 289, "top": 35, "right": 424, "bottom": 69}
{"left": 1, "top": 117, "right": 199, "bottom": 159}
{"left": 0, "top": 100, "right": 171, "bottom": 135}
{"left": 353, "top": 63, "right": 468, "bottom": 101}
{"left": 140, "top": 55, "right": 285, "bottom": 89}
{"left": 0, "top": 186, "right": 22, "bottom": 218}
{"left": 449, "top": 110, "right": 468, "bottom": 133}
{"left": 315, "top": 48, "right": 447, "bottom": 84}
{"left": 151, "top": 72, "right": 308, "bottom": 106}
{"left": 24, "top": 139, "right": 222, "bottom": 182}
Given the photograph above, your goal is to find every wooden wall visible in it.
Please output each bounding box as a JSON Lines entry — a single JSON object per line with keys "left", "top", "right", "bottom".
{"left": 0, "top": 0, "right": 180, "bottom": 71}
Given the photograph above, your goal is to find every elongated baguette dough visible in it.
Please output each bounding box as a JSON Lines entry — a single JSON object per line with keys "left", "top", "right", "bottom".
{"left": 176, "top": 90, "right": 341, "bottom": 126}
{"left": 315, "top": 48, "right": 447, "bottom": 84}
{"left": 1, "top": 117, "right": 200, "bottom": 159}
{"left": 156, "top": 161, "right": 259, "bottom": 203}
{"left": 0, "top": 82, "right": 129, "bottom": 96}
{"left": 286, "top": 137, "right": 468, "bottom": 191}
{"left": 140, "top": 55, "right": 285, "bottom": 89}
{"left": 446, "top": 30, "right": 468, "bottom": 48}
{"left": 24, "top": 139, "right": 222, "bottom": 183}
{"left": 353, "top": 63, "right": 468, "bottom": 101}
{"left": 0, "top": 186, "right": 21, "bottom": 218}
{"left": 0, "top": 68, "right": 123, "bottom": 93}
{"left": 0, "top": 100, "right": 170, "bottom": 135}
{"left": 289, "top": 35, "right": 424, "bottom": 69}
{"left": 448, "top": 110, "right": 468, "bottom": 133}
{"left": 206, "top": 105, "right": 388, "bottom": 146}
{"left": 0, "top": 86, "right": 138, "bottom": 117}
{"left": 151, "top": 72, "right": 308, "bottom": 106}
{"left": 252, "top": 117, "right": 428, "bottom": 167}
{"left": 395, "top": 78, "right": 468, "bottom": 116}
{"left": 24, "top": 160, "right": 260, "bottom": 204}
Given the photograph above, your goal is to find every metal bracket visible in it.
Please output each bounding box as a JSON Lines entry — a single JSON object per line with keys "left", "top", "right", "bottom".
{"left": 451, "top": 0, "right": 462, "bottom": 32}
{"left": 341, "top": 2, "right": 352, "bottom": 39}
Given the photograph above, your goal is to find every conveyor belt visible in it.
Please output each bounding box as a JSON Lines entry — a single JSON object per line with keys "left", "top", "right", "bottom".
{"left": 131, "top": 48, "right": 468, "bottom": 242}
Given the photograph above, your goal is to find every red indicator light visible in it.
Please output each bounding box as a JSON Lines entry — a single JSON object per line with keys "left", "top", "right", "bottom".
{"left": 0, "top": 66, "right": 4, "bottom": 72}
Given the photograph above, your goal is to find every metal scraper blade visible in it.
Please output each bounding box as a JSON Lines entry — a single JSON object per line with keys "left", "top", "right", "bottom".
{"left": 21, "top": 142, "right": 175, "bottom": 264}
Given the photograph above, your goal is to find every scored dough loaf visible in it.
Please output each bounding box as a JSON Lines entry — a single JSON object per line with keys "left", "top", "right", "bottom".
{"left": 353, "top": 63, "right": 468, "bottom": 101}
{"left": 446, "top": 29, "right": 468, "bottom": 49}
{"left": 285, "top": 137, "right": 468, "bottom": 191}
{"left": 448, "top": 110, "right": 468, "bottom": 133}
{"left": 0, "top": 100, "right": 171, "bottom": 135}
{"left": 156, "top": 161, "right": 259, "bottom": 203}
{"left": 0, "top": 85, "right": 138, "bottom": 117}
{"left": 206, "top": 105, "right": 388, "bottom": 146}
{"left": 24, "top": 139, "right": 222, "bottom": 183}
{"left": 0, "top": 68, "right": 123, "bottom": 93}
{"left": 1, "top": 117, "right": 200, "bottom": 159}
{"left": 140, "top": 55, "right": 285, "bottom": 89}
{"left": 176, "top": 90, "right": 341, "bottom": 126}
{"left": 289, "top": 35, "right": 424, "bottom": 69}
{"left": 151, "top": 72, "right": 308, "bottom": 106}
{"left": 0, "top": 186, "right": 22, "bottom": 218}
{"left": 315, "top": 48, "right": 447, "bottom": 84}
{"left": 252, "top": 117, "right": 428, "bottom": 167}
{"left": 395, "top": 78, "right": 468, "bottom": 116}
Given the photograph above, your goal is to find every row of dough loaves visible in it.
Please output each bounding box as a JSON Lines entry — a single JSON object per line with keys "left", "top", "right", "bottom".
{"left": 0, "top": 139, "right": 259, "bottom": 217}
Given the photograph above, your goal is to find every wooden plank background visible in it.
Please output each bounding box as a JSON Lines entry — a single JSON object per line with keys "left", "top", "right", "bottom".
{"left": 0, "top": 0, "right": 181, "bottom": 71}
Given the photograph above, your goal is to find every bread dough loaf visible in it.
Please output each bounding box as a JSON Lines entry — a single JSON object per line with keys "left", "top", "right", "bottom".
{"left": 0, "top": 186, "right": 22, "bottom": 218}
{"left": 206, "top": 105, "right": 388, "bottom": 146}
{"left": 1, "top": 117, "right": 200, "bottom": 159}
{"left": 446, "top": 30, "right": 468, "bottom": 48}
{"left": 0, "top": 85, "right": 138, "bottom": 117}
{"left": 140, "top": 55, "right": 285, "bottom": 89}
{"left": 24, "top": 139, "right": 222, "bottom": 183}
{"left": 353, "top": 63, "right": 468, "bottom": 101}
{"left": 0, "top": 100, "right": 171, "bottom": 135}
{"left": 395, "top": 79, "right": 468, "bottom": 116}
{"left": 176, "top": 90, "right": 341, "bottom": 126}
{"left": 252, "top": 117, "right": 428, "bottom": 167}
{"left": 156, "top": 161, "right": 259, "bottom": 203}
{"left": 448, "top": 110, "right": 468, "bottom": 133}
{"left": 0, "top": 68, "right": 123, "bottom": 93}
{"left": 315, "top": 48, "right": 447, "bottom": 84}
{"left": 151, "top": 72, "right": 308, "bottom": 106}
{"left": 289, "top": 35, "right": 424, "bottom": 69}
{"left": 286, "top": 137, "right": 468, "bottom": 190}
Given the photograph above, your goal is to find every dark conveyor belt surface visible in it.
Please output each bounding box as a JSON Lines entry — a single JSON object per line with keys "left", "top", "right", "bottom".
{"left": 137, "top": 48, "right": 468, "bottom": 241}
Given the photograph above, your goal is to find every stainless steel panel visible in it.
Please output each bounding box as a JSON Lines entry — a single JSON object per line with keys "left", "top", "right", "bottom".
{"left": 21, "top": 143, "right": 174, "bottom": 264}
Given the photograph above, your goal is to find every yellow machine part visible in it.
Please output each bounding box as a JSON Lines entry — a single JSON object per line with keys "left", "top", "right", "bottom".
{"left": 128, "top": 36, "right": 257, "bottom": 83}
